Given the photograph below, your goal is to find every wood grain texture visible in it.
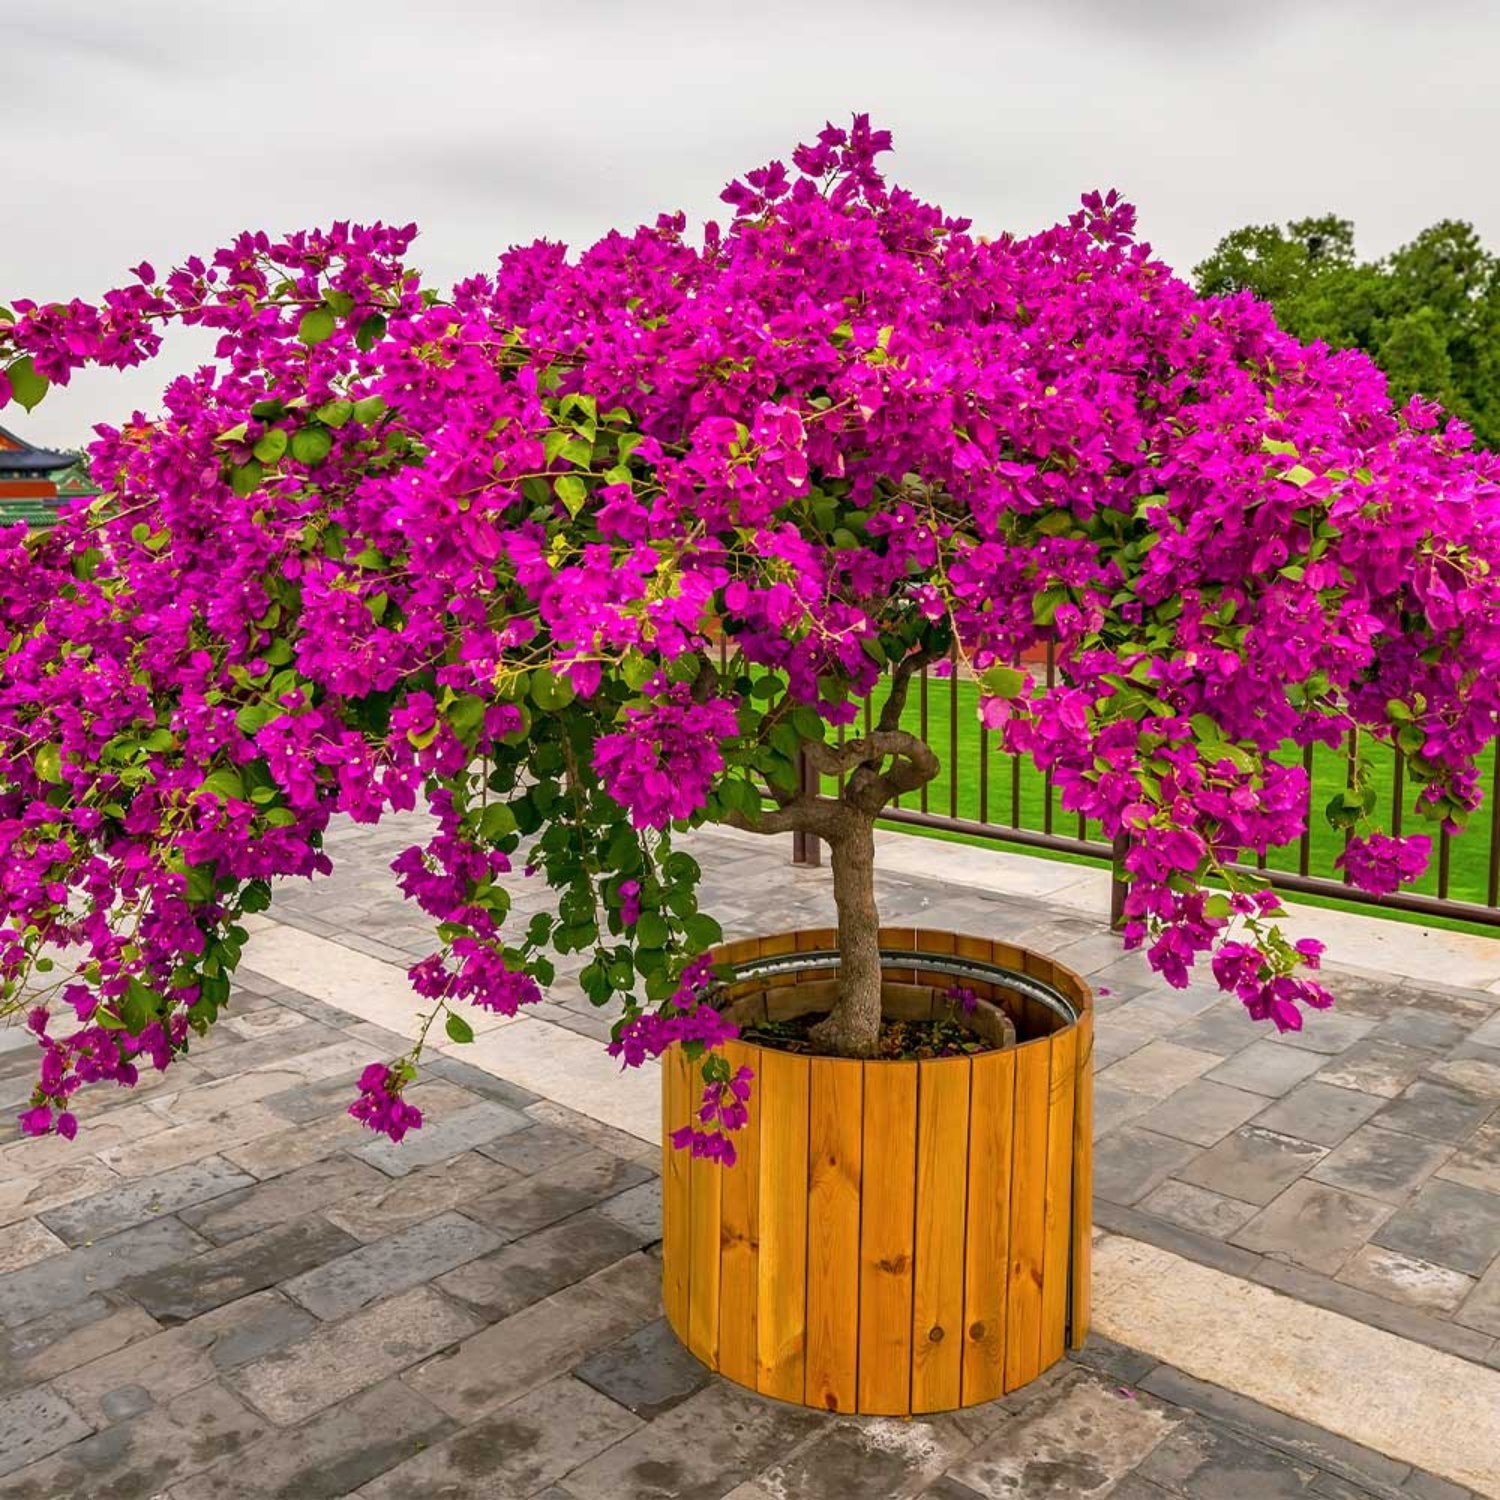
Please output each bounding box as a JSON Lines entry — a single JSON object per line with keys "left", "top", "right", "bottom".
{"left": 717, "top": 1039, "right": 761, "bottom": 1387}
{"left": 756, "top": 1047, "right": 809, "bottom": 1401}
{"left": 857, "top": 1061, "right": 918, "bottom": 1415}
{"left": 1039, "top": 1024, "right": 1078, "bottom": 1368}
{"left": 1004, "top": 1041, "right": 1051, "bottom": 1392}
{"left": 1070, "top": 1011, "right": 1094, "bottom": 1350}
{"left": 805, "top": 1057, "right": 863, "bottom": 1412}
{"left": 662, "top": 1043, "right": 692, "bottom": 1339}
{"left": 962, "top": 1047, "right": 1016, "bottom": 1405}
{"left": 911, "top": 1057, "right": 971, "bottom": 1413}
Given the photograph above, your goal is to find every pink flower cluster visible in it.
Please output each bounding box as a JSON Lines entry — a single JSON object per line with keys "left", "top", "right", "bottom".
{"left": 1336, "top": 834, "right": 1434, "bottom": 896}
{"left": 348, "top": 1062, "right": 423, "bottom": 1142}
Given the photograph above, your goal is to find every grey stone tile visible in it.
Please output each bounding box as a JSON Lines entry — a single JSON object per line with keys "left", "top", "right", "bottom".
{"left": 1138, "top": 1417, "right": 1320, "bottom": 1498}
{"left": 1177, "top": 1126, "right": 1328, "bottom": 1207}
{"left": 259, "top": 1070, "right": 366, "bottom": 1124}
{"left": 919, "top": 1479, "right": 995, "bottom": 1500}
{"left": 1403, "top": 1473, "right": 1476, "bottom": 1500}
{"left": 1138, "top": 1180, "right": 1261, "bottom": 1239}
{"left": 166, "top": 1377, "right": 456, "bottom": 1500}
{"left": 0, "top": 1388, "right": 94, "bottom": 1480}
{"left": 437, "top": 1210, "right": 641, "bottom": 1321}
{"left": 1455, "top": 1257, "right": 1500, "bottom": 1337}
{"left": 1336, "top": 1245, "right": 1475, "bottom": 1315}
{"left": 0, "top": 1381, "right": 265, "bottom": 1500}
{"left": 1316, "top": 1041, "right": 1433, "bottom": 1099}
{"left": 572, "top": 1316, "right": 714, "bottom": 1419}
{"left": 1436, "top": 1119, "right": 1500, "bottom": 1195}
{"left": 463, "top": 1148, "right": 656, "bottom": 1237}
{"left": 1064, "top": 1332, "right": 1159, "bottom": 1387}
{"left": 1231, "top": 1180, "right": 1393, "bottom": 1275}
{"left": 222, "top": 1111, "right": 369, "bottom": 1179}
{"left": 1423, "top": 1054, "right": 1500, "bottom": 1101}
{"left": 1252, "top": 1083, "right": 1387, "bottom": 1148}
{"left": 1206, "top": 1042, "right": 1328, "bottom": 1098}
{"left": 1092, "top": 1082, "right": 1158, "bottom": 1137}
{"left": 1373, "top": 1009, "right": 1475, "bottom": 1053}
{"left": 1138, "top": 1080, "right": 1267, "bottom": 1147}
{"left": 351, "top": 1101, "right": 531, "bottom": 1177}
{"left": 560, "top": 1379, "right": 823, "bottom": 1500}
{"left": 1093, "top": 1127, "right": 1203, "bottom": 1207}
{"left": 597, "top": 1177, "right": 663, "bottom": 1244}
{"left": 191, "top": 1020, "right": 344, "bottom": 1079}
{"left": 1158, "top": 1003, "right": 1265, "bottom": 1057}
{"left": 1097, "top": 1041, "right": 1221, "bottom": 1099}
{"left": 228, "top": 1284, "right": 484, "bottom": 1425}
{"left": 1093, "top": 1200, "right": 1266, "bottom": 1280}
{"left": 323, "top": 1151, "right": 521, "bottom": 1243}
{"left": 1373, "top": 1081, "right": 1494, "bottom": 1144}
{"left": 1372, "top": 1178, "right": 1500, "bottom": 1276}
{"left": 120, "top": 1215, "right": 359, "bottom": 1321}
{"left": 402, "top": 1253, "right": 661, "bottom": 1424}
{"left": 422, "top": 1054, "right": 543, "bottom": 1111}
{"left": 475, "top": 1121, "right": 596, "bottom": 1176}
{"left": 1308, "top": 1124, "right": 1454, "bottom": 1204}
{"left": 176, "top": 1155, "right": 386, "bottom": 1245}
{"left": 283, "top": 1210, "right": 501, "bottom": 1321}
{"left": 1274, "top": 1013, "right": 1381, "bottom": 1055}
{"left": 753, "top": 1412, "right": 972, "bottom": 1499}
{"left": 0, "top": 1219, "right": 66, "bottom": 1276}
{"left": 51, "top": 1289, "right": 314, "bottom": 1424}
{"left": 38, "top": 1157, "right": 254, "bottom": 1246}
{"left": 945, "top": 1368, "right": 1181, "bottom": 1498}
{"left": 0, "top": 1217, "right": 210, "bottom": 1329}
{"left": 353, "top": 1374, "right": 640, "bottom": 1499}
{"left": 1138, "top": 1365, "right": 1414, "bottom": 1495}
{"left": 0, "top": 1299, "right": 159, "bottom": 1394}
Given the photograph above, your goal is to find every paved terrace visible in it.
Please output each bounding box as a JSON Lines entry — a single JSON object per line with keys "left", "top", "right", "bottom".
{"left": 2, "top": 819, "right": 1499, "bottom": 1498}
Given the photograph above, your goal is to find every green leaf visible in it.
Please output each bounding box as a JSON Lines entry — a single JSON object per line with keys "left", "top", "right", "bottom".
{"left": 352, "top": 393, "right": 387, "bottom": 424}
{"left": 1203, "top": 893, "right": 1233, "bottom": 919}
{"left": 480, "top": 803, "right": 518, "bottom": 839}
{"left": 250, "top": 398, "right": 285, "bottom": 421}
{"left": 194, "top": 767, "right": 246, "bottom": 804}
{"left": 252, "top": 428, "right": 288, "bottom": 464}
{"left": 683, "top": 913, "right": 723, "bottom": 952}
{"left": 1032, "top": 586, "right": 1069, "bottom": 626}
{"left": 1278, "top": 464, "right": 1317, "bottom": 488}
{"left": 1260, "top": 436, "right": 1299, "bottom": 457}
{"left": 324, "top": 290, "right": 355, "bottom": 317}
{"left": 298, "top": 307, "right": 336, "bottom": 346}
{"left": 635, "top": 912, "right": 669, "bottom": 949}
{"left": 444, "top": 1012, "right": 475, "bottom": 1044}
{"left": 978, "top": 665, "right": 1027, "bottom": 700}
{"left": 5, "top": 356, "right": 48, "bottom": 412}
{"left": 291, "top": 427, "right": 333, "bottom": 466}
{"left": 184, "top": 863, "right": 217, "bottom": 903}
{"left": 555, "top": 473, "right": 588, "bottom": 516}
{"left": 316, "top": 399, "right": 355, "bottom": 428}
{"left": 34, "top": 743, "right": 62, "bottom": 784}
{"left": 355, "top": 313, "right": 387, "bottom": 352}
{"left": 230, "top": 459, "right": 264, "bottom": 498}
{"left": 530, "top": 670, "right": 576, "bottom": 712}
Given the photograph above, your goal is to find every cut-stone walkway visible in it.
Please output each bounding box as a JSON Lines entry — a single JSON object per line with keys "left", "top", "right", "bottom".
{"left": 1, "top": 818, "right": 1498, "bottom": 1497}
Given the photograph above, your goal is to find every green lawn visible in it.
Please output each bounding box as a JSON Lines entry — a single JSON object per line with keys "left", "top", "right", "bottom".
{"left": 816, "top": 670, "right": 1500, "bottom": 923}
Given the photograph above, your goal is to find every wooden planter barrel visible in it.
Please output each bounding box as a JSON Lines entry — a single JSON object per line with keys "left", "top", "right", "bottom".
{"left": 661, "top": 926, "right": 1094, "bottom": 1416}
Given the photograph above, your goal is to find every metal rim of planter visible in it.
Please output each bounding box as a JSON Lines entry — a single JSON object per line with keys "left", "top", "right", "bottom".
{"left": 706, "top": 945, "right": 1079, "bottom": 1026}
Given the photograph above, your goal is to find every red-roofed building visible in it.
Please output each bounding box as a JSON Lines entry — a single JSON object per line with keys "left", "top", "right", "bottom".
{"left": 0, "top": 425, "right": 75, "bottom": 529}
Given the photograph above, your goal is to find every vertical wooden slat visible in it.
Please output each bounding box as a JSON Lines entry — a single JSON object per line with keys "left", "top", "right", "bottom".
{"left": 756, "top": 1048, "right": 808, "bottom": 1401}
{"left": 1004, "top": 1041, "right": 1051, "bottom": 1391}
{"left": 662, "top": 1045, "right": 692, "bottom": 1340}
{"left": 858, "top": 1061, "right": 918, "bottom": 1415}
{"left": 911, "top": 1058, "right": 971, "bottom": 1413}
{"left": 688, "top": 1122, "right": 723, "bottom": 1366}
{"left": 805, "top": 1058, "right": 863, "bottom": 1412}
{"left": 718, "top": 1039, "right": 761, "bottom": 1387}
{"left": 1039, "top": 1026, "right": 1078, "bottom": 1368}
{"left": 1069, "top": 1013, "right": 1094, "bottom": 1350}
{"left": 962, "top": 1047, "right": 1016, "bottom": 1404}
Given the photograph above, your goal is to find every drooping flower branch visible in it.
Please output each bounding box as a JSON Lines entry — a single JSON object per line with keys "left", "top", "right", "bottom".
{"left": 3, "top": 117, "right": 1499, "bottom": 1157}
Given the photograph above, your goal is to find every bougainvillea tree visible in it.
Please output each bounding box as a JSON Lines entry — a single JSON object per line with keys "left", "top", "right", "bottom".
{"left": 4, "top": 118, "right": 1499, "bottom": 1160}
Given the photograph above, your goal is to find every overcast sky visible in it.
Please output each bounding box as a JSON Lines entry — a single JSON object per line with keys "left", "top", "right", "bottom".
{"left": 5, "top": 0, "right": 1496, "bottom": 448}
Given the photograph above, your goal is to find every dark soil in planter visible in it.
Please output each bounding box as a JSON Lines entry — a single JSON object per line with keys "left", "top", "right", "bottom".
{"left": 742, "top": 1010, "right": 998, "bottom": 1060}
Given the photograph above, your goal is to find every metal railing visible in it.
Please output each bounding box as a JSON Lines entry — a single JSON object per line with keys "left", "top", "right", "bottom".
{"left": 779, "top": 643, "right": 1500, "bottom": 930}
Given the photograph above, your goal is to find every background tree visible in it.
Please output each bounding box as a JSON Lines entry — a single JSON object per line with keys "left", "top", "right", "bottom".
{"left": 1195, "top": 216, "right": 1500, "bottom": 448}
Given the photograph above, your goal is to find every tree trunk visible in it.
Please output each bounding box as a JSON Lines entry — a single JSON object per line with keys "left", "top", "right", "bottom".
{"left": 809, "top": 814, "right": 883, "bottom": 1056}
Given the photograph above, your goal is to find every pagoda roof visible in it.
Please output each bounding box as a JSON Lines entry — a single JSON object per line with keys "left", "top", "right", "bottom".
{"left": 0, "top": 424, "right": 73, "bottom": 475}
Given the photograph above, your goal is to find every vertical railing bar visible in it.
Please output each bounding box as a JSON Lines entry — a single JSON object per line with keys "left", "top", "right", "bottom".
{"left": 1342, "top": 728, "right": 1356, "bottom": 885}
{"left": 1438, "top": 827, "right": 1452, "bottom": 901}
{"left": 1392, "top": 752, "right": 1405, "bottom": 839}
{"left": 948, "top": 642, "right": 960, "bottom": 820}
{"left": 1299, "top": 743, "right": 1314, "bottom": 878}
{"left": 1488, "top": 739, "right": 1500, "bottom": 909}
{"left": 919, "top": 657, "right": 930, "bottom": 814}
{"left": 1043, "top": 641, "right": 1056, "bottom": 836}
{"left": 979, "top": 713, "right": 990, "bottom": 824}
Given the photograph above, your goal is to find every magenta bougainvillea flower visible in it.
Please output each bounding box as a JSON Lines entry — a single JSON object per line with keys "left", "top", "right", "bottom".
{"left": 3, "top": 117, "right": 1499, "bottom": 1161}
